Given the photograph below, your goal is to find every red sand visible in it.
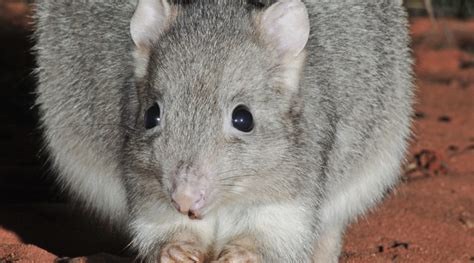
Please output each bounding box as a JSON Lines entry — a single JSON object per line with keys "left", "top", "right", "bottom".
{"left": 0, "top": 4, "right": 473, "bottom": 262}
{"left": 342, "top": 18, "right": 474, "bottom": 262}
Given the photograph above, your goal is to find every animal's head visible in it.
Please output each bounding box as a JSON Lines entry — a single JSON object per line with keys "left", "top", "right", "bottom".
{"left": 123, "top": 0, "right": 310, "bottom": 219}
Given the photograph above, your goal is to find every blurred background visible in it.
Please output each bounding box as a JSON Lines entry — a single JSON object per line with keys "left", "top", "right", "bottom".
{"left": 406, "top": 0, "right": 474, "bottom": 18}
{"left": 0, "top": 0, "right": 472, "bottom": 262}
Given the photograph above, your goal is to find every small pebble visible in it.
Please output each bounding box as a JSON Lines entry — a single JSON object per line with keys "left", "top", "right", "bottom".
{"left": 438, "top": 116, "right": 451, "bottom": 123}
{"left": 414, "top": 112, "right": 426, "bottom": 119}
{"left": 447, "top": 145, "right": 459, "bottom": 154}
{"left": 377, "top": 245, "right": 384, "bottom": 253}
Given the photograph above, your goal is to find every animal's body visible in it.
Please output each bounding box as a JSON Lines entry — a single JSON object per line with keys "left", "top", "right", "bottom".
{"left": 35, "top": 0, "right": 412, "bottom": 262}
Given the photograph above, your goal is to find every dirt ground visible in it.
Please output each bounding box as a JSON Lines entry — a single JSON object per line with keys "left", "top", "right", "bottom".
{"left": 0, "top": 2, "right": 473, "bottom": 263}
{"left": 341, "top": 18, "right": 474, "bottom": 262}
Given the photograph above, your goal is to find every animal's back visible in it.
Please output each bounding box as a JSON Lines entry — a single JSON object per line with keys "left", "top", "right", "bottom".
{"left": 301, "top": 2, "right": 412, "bottom": 260}
{"left": 35, "top": 0, "right": 137, "bottom": 223}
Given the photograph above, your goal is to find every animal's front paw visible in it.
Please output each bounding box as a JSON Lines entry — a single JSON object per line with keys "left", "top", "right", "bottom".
{"left": 213, "top": 245, "right": 260, "bottom": 263}
{"left": 160, "top": 241, "right": 206, "bottom": 263}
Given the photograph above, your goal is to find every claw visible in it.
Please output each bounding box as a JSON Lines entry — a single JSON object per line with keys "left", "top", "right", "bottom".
{"left": 160, "top": 242, "right": 205, "bottom": 263}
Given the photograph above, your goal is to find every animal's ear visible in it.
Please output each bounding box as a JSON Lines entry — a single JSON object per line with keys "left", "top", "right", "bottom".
{"left": 258, "top": 0, "right": 310, "bottom": 59}
{"left": 130, "top": 0, "right": 172, "bottom": 49}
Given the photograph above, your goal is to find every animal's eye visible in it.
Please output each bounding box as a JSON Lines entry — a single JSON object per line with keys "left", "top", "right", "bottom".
{"left": 232, "top": 105, "right": 254, "bottom": 133}
{"left": 144, "top": 102, "right": 161, "bottom": 130}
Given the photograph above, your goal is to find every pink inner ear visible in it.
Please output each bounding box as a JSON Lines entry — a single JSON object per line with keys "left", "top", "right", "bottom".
{"left": 260, "top": 0, "right": 310, "bottom": 58}
{"left": 130, "top": 0, "right": 171, "bottom": 48}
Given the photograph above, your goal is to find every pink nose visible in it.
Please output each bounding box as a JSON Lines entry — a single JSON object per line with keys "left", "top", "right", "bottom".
{"left": 171, "top": 186, "right": 205, "bottom": 219}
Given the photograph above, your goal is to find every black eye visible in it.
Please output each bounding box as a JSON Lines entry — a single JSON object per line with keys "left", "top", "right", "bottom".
{"left": 232, "top": 105, "right": 254, "bottom": 132}
{"left": 144, "top": 103, "right": 161, "bottom": 130}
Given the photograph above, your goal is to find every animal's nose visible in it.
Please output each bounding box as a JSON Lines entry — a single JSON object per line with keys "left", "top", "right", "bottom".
{"left": 171, "top": 185, "right": 205, "bottom": 219}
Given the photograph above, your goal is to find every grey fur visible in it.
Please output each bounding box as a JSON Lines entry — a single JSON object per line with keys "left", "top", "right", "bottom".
{"left": 35, "top": 0, "right": 413, "bottom": 262}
